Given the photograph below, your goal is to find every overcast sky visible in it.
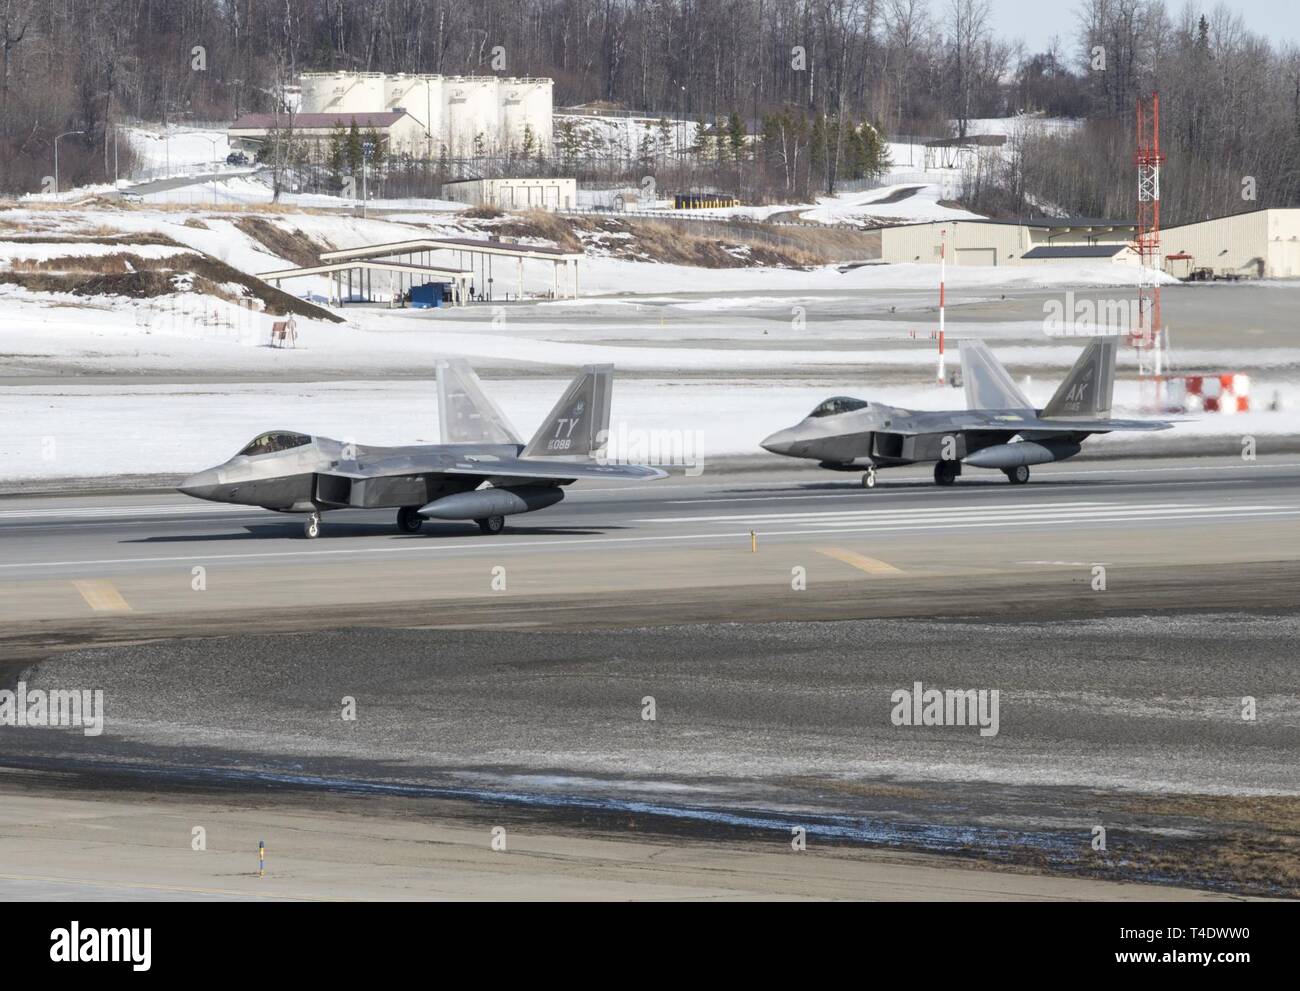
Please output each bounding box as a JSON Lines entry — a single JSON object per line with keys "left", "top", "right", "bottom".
{"left": 983, "top": 0, "right": 1300, "bottom": 56}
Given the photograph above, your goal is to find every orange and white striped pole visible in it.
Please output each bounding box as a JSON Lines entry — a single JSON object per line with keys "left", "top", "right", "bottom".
{"left": 937, "top": 228, "right": 947, "bottom": 386}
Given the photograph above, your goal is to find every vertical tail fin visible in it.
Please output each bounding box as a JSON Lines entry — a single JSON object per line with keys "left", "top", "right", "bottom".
{"left": 521, "top": 364, "right": 614, "bottom": 461}
{"left": 1042, "top": 338, "right": 1118, "bottom": 419}
{"left": 958, "top": 339, "right": 1034, "bottom": 411}
{"left": 436, "top": 360, "right": 523, "bottom": 445}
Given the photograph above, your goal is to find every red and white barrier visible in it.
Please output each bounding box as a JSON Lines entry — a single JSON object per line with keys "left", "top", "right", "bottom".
{"left": 1160, "top": 374, "right": 1251, "bottom": 414}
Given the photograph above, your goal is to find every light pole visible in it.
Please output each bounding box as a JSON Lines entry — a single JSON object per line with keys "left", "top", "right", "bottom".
{"left": 54, "top": 130, "right": 85, "bottom": 194}
{"left": 203, "top": 136, "right": 219, "bottom": 207}
{"left": 362, "top": 140, "right": 375, "bottom": 218}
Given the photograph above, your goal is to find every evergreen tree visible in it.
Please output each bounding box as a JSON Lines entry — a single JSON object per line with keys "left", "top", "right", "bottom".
{"left": 327, "top": 123, "right": 347, "bottom": 188}
{"left": 726, "top": 111, "right": 746, "bottom": 163}
{"left": 345, "top": 119, "right": 363, "bottom": 177}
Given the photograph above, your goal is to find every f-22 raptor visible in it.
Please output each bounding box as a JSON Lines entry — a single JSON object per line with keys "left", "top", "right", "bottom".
{"left": 761, "top": 337, "right": 1173, "bottom": 488}
{"left": 179, "top": 362, "right": 666, "bottom": 537}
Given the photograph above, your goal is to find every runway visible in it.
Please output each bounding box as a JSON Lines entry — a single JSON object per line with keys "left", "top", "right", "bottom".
{"left": 2, "top": 453, "right": 1298, "bottom": 898}
{"left": 0, "top": 453, "right": 1298, "bottom": 640}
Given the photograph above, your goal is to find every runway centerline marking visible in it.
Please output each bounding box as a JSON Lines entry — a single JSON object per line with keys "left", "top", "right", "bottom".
{"left": 816, "top": 548, "right": 903, "bottom": 575}
{"left": 71, "top": 579, "right": 132, "bottom": 612}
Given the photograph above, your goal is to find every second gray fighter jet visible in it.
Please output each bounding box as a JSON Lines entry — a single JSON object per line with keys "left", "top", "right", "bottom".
{"left": 760, "top": 337, "right": 1173, "bottom": 488}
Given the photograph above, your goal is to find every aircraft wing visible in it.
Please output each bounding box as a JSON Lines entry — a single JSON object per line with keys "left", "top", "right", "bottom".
{"left": 877, "top": 410, "right": 1175, "bottom": 435}
{"left": 1015, "top": 416, "right": 1174, "bottom": 432}
{"left": 438, "top": 456, "right": 668, "bottom": 481}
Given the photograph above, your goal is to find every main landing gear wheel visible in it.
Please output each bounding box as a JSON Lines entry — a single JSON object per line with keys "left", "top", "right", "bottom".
{"left": 396, "top": 506, "right": 424, "bottom": 534}
{"left": 476, "top": 515, "right": 505, "bottom": 535}
{"left": 1005, "top": 465, "right": 1031, "bottom": 485}
{"left": 934, "top": 461, "right": 959, "bottom": 486}
{"left": 303, "top": 512, "right": 321, "bottom": 539}
{"left": 861, "top": 468, "right": 877, "bottom": 489}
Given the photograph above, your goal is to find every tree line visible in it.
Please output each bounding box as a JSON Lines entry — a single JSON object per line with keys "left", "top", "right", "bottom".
{"left": 0, "top": 0, "right": 1297, "bottom": 222}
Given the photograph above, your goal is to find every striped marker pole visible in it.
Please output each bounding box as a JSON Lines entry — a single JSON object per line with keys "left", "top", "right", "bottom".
{"left": 258, "top": 840, "right": 265, "bottom": 878}
{"left": 937, "top": 228, "right": 947, "bottom": 386}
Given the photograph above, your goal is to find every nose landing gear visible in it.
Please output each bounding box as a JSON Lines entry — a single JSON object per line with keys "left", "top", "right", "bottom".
{"left": 861, "top": 468, "right": 877, "bottom": 489}
{"left": 303, "top": 512, "right": 321, "bottom": 538}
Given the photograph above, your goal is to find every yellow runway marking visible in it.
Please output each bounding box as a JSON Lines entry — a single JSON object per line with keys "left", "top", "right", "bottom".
{"left": 816, "top": 547, "right": 903, "bottom": 575}
{"left": 72, "top": 579, "right": 132, "bottom": 612}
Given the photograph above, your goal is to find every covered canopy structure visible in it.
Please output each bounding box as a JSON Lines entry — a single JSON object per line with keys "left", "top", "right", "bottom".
{"left": 318, "top": 236, "right": 583, "bottom": 301}
{"left": 260, "top": 259, "right": 474, "bottom": 307}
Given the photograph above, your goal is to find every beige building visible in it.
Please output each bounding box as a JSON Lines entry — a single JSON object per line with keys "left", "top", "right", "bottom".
{"left": 878, "top": 218, "right": 1137, "bottom": 268}
{"left": 296, "top": 72, "right": 553, "bottom": 158}
{"left": 1161, "top": 208, "right": 1300, "bottom": 279}
{"left": 442, "top": 177, "right": 576, "bottom": 211}
{"left": 227, "top": 110, "right": 427, "bottom": 158}
{"left": 877, "top": 208, "right": 1300, "bottom": 278}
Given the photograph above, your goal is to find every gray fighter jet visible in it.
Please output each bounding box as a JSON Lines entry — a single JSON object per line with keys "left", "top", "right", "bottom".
{"left": 760, "top": 337, "right": 1173, "bottom": 488}
{"left": 179, "top": 362, "right": 666, "bottom": 537}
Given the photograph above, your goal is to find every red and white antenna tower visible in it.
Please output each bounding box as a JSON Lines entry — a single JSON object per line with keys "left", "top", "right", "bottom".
{"left": 1134, "top": 92, "right": 1164, "bottom": 354}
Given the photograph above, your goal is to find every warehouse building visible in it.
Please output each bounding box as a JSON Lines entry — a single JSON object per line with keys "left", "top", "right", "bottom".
{"left": 227, "top": 110, "right": 426, "bottom": 157}
{"left": 442, "top": 177, "right": 576, "bottom": 211}
{"left": 1161, "top": 208, "right": 1300, "bottom": 279}
{"left": 878, "top": 218, "right": 1137, "bottom": 268}
{"left": 295, "top": 72, "right": 553, "bottom": 158}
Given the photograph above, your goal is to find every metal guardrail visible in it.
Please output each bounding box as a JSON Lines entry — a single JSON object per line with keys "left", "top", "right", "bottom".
{"left": 556, "top": 205, "right": 872, "bottom": 232}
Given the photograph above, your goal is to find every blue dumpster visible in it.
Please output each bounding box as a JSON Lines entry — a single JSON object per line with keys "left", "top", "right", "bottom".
{"left": 410, "top": 282, "right": 446, "bottom": 309}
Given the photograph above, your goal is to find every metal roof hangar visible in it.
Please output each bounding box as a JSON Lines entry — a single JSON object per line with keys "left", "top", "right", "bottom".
{"left": 1160, "top": 208, "right": 1300, "bottom": 279}
{"left": 878, "top": 218, "right": 1138, "bottom": 268}
{"left": 259, "top": 236, "right": 583, "bottom": 306}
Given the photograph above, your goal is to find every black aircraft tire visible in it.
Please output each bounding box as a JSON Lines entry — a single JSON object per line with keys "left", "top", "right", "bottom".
{"left": 477, "top": 515, "right": 506, "bottom": 535}
{"left": 396, "top": 506, "right": 424, "bottom": 534}
{"left": 934, "top": 461, "right": 957, "bottom": 486}
{"left": 1005, "top": 465, "right": 1031, "bottom": 485}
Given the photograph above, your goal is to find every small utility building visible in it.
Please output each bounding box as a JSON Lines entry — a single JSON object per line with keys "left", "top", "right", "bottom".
{"left": 443, "top": 177, "right": 576, "bottom": 211}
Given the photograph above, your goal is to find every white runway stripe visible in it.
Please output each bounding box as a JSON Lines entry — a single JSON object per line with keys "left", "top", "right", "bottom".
{"left": 802, "top": 507, "right": 1295, "bottom": 528}
{"left": 0, "top": 503, "right": 248, "bottom": 521}
{"left": 637, "top": 501, "right": 1282, "bottom": 525}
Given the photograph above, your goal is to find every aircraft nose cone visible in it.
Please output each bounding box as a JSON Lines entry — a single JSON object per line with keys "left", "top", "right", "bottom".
{"left": 177, "top": 469, "right": 222, "bottom": 501}
{"left": 761, "top": 427, "right": 799, "bottom": 456}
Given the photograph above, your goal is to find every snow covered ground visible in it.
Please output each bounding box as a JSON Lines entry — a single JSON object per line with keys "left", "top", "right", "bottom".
{"left": 126, "top": 124, "right": 233, "bottom": 178}
{"left": 797, "top": 183, "right": 980, "bottom": 225}
{"left": 1, "top": 188, "right": 1295, "bottom": 482}
{"left": 4, "top": 376, "right": 1292, "bottom": 482}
